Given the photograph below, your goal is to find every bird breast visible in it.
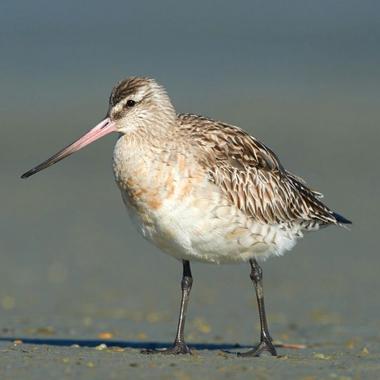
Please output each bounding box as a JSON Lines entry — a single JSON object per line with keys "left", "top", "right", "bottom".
{"left": 112, "top": 135, "right": 217, "bottom": 250}
{"left": 112, "top": 135, "right": 206, "bottom": 212}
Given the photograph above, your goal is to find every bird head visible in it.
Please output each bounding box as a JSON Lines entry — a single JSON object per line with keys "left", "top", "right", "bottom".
{"left": 108, "top": 77, "right": 175, "bottom": 134}
{"left": 21, "top": 77, "right": 174, "bottom": 179}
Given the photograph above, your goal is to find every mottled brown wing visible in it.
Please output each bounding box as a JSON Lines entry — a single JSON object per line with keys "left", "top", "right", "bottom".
{"left": 178, "top": 113, "right": 337, "bottom": 226}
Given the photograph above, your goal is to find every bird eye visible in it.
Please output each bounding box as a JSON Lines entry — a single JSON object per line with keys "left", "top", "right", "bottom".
{"left": 126, "top": 99, "right": 136, "bottom": 107}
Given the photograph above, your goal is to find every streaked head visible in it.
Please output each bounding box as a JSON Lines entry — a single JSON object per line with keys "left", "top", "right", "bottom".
{"left": 108, "top": 77, "right": 175, "bottom": 133}
{"left": 21, "top": 77, "right": 174, "bottom": 179}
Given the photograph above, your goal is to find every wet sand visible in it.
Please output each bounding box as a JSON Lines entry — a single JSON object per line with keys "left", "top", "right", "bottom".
{"left": 0, "top": 312, "right": 379, "bottom": 379}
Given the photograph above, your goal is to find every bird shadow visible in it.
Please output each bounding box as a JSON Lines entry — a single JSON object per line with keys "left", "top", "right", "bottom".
{"left": 0, "top": 337, "right": 249, "bottom": 351}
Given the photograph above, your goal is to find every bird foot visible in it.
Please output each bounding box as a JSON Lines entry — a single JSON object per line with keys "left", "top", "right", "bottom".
{"left": 237, "top": 338, "right": 277, "bottom": 357}
{"left": 141, "top": 342, "right": 191, "bottom": 355}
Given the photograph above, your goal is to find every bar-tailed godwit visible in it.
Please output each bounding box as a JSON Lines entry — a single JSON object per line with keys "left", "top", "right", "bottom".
{"left": 22, "top": 77, "right": 351, "bottom": 356}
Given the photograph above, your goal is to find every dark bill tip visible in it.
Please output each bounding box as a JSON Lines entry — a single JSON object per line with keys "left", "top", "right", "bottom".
{"left": 21, "top": 168, "right": 38, "bottom": 179}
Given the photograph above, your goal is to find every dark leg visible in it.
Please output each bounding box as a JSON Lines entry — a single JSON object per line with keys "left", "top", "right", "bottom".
{"left": 238, "top": 259, "right": 277, "bottom": 357}
{"left": 142, "top": 260, "right": 193, "bottom": 355}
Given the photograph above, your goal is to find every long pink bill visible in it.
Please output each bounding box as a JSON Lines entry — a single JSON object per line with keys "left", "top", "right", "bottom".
{"left": 21, "top": 118, "right": 116, "bottom": 179}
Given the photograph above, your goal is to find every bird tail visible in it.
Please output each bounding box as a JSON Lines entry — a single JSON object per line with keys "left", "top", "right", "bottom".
{"left": 332, "top": 212, "right": 352, "bottom": 225}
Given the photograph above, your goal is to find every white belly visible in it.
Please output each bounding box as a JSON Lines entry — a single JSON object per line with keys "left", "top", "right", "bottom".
{"left": 121, "top": 188, "right": 300, "bottom": 264}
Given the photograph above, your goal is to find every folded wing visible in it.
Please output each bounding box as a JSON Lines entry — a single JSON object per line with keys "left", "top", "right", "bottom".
{"left": 178, "top": 114, "right": 346, "bottom": 228}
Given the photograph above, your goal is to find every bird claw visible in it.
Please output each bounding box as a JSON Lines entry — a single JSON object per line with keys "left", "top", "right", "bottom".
{"left": 141, "top": 342, "right": 191, "bottom": 355}
{"left": 237, "top": 338, "right": 277, "bottom": 357}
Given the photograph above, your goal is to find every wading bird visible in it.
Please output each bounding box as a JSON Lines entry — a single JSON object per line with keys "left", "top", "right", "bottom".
{"left": 22, "top": 77, "right": 351, "bottom": 356}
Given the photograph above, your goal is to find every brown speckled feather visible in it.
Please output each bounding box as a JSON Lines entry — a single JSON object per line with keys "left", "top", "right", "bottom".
{"left": 177, "top": 113, "right": 339, "bottom": 228}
